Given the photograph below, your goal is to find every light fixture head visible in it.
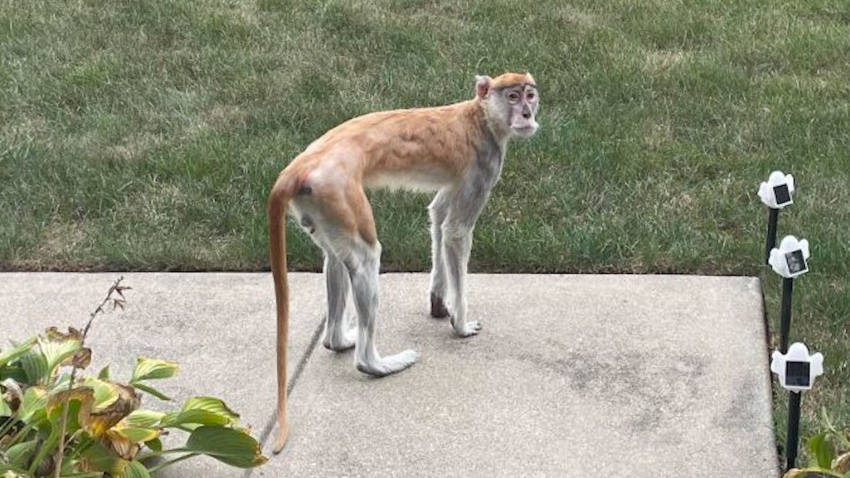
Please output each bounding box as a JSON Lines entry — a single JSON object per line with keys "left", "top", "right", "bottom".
{"left": 758, "top": 171, "right": 795, "bottom": 209}
{"left": 771, "top": 342, "right": 823, "bottom": 393}
{"left": 769, "top": 235, "right": 810, "bottom": 278}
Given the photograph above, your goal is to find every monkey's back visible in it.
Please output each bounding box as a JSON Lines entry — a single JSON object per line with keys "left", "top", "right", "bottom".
{"left": 283, "top": 99, "right": 489, "bottom": 193}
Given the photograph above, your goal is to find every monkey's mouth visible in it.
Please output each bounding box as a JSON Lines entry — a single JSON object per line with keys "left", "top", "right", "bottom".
{"left": 512, "top": 124, "right": 539, "bottom": 137}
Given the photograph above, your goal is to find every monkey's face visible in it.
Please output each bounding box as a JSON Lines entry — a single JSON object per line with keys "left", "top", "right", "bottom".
{"left": 501, "top": 84, "right": 539, "bottom": 138}
{"left": 476, "top": 73, "right": 540, "bottom": 139}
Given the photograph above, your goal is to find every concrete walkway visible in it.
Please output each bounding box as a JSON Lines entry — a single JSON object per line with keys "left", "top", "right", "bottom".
{"left": 1, "top": 273, "right": 778, "bottom": 477}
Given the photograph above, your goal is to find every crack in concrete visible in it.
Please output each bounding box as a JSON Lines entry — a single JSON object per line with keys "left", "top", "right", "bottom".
{"left": 243, "top": 314, "right": 326, "bottom": 478}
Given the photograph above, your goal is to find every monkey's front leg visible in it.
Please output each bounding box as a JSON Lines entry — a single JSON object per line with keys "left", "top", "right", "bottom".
{"left": 442, "top": 223, "right": 481, "bottom": 337}
{"left": 428, "top": 190, "right": 451, "bottom": 318}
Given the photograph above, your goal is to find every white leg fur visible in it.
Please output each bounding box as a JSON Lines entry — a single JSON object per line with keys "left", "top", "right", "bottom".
{"left": 442, "top": 222, "right": 480, "bottom": 337}
{"left": 341, "top": 240, "right": 418, "bottom": 376}
{"left": 428, "top": 190, "right": 451, "bottom": 316}
{"left": 322, "top": 253, "right": 356, "bottom": 351}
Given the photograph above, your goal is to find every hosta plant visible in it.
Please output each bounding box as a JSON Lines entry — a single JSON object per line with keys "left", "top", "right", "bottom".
{"left": 0, "top": 278, "right": 267, "bottom": 477}
{"left": 783, "top": 410, "right": 850, "bottom": 478}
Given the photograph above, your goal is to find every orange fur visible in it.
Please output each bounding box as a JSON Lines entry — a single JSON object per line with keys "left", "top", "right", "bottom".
{"left": 491, "top": 72, "right": 535, "bottom": 89}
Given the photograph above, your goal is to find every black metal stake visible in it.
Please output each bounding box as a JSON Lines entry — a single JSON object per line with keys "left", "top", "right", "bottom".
{"left": 766, "top": 208, "right": 779, "bottom": 265}
{"left": 779, "top": 276, "right": 799, "bottom": 471}
{"left": 787, "top": 391, "right": 802, "bottom": 470}
{"left": 780, "top": 277, "right": 793, "bottom": 354}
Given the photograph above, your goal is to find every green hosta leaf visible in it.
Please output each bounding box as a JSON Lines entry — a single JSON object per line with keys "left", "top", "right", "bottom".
{"left": 98, "top": 365, "right": 110, "bottom": 380}
{"left": 116, "top": 461, "right": 151, "bottom": 478}
{"left": 79, "top": 440, "right": 128, "bottom": 474}
{"left": 185, "top": 426, "right": 267, "bottom": 468}
{"left": 38, "top": 328, "right": 84, "bottom": 375}
{"left": 131, "top": 359, "right": 177, "bottom": 383}
{"left": 160, "top": 409, "right": 231, "bottom": 429}
{"left": 0, "top": 364, "right": 27, "bottom": 383}
{"left": 26, "top": 426, "right": 60, "bottom": 476}
{"left": 19, "top": 349, "right": 48, "bottom": 384}
{"left": 181, "top": 397, "right": 240, "bottom": 421}
{"left": 18, "top": 386, "right": 48, "bottom": 423}
{"left": 0, "top": 338, "right": 36, "bottom": 369}
{"left": 6, "top": 441, "right": 38, "bottom": 468}
{"left": 115, "top": 427, "right": 161, "bottom": 443}
{"left": 0, "top": 395, "right": 12, "bottom": 417}
{"left": 79, "top": 378, "right": 120, "bottom": 412}
{"left": 822, "top": 407, "right": 850, "bottom": 451}
{"left": 0, "top": 463, "right": 29, "bottom": 475}
{"left": 52, "top": 372, "right": 71, "bottom": 388}
{"left": 120, "top": 410, "right": 165, "bottom": 429}
{"left": 100, "top": 423, "right": 162, "bottom": 461}
{"left": 161, "top": 397, "right": 242, "bottom": 429}
{"left": 809, "top": 434, "right": 836, "bottom": 469}
{"left": 145, "top": 437, "right": 163, "bottom": 452}
{"left": 133, "top": 383, "right": 172, "bottom": 401}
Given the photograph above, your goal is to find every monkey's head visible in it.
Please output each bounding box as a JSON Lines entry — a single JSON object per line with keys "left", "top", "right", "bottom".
{"left": 475, "top": 72, "right": 539, "bottom": 139}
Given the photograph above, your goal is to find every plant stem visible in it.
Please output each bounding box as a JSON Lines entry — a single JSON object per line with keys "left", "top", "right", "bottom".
{"left": 146, "top": 453, "right": 198, "bottom": 473}
{"left": 0, "top": 413, "right": 18, "bottom": 439}
{"left": 28, "top": 429, "right": 59, "bottom": 475}
{"left": 0, "top": 463, "right": 28, "bottom": 475}
{"left": 53, "top": 276, "right": 126, "bottom": 478}
{"left": 137, "top": 447, "right": 191, "bottom": 461}
{"left": 6, "top": 421, "right": 35, "bottom": 448}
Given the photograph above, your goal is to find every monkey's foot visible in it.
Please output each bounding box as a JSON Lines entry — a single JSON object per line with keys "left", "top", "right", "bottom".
{"left": 451, "top": 319, "right": 482, "bottom": 337}
{"left": 356, "top": 349, "right": 418, "bottom": 376}
{"left": 323, "top": 327, "right": 357, "bottom": 352}
{"left": 430, "top": 293, "right": 450, "bottom": 318}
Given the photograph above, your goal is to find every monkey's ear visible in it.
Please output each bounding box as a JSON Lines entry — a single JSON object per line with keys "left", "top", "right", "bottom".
{"left": 474, "top": 75, "right": 492, "bottom": 99}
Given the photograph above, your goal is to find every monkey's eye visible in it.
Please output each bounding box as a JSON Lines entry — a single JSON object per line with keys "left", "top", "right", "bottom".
{"left": 507, "top": 92, "right": 520, "bottom": 103}
{"left": 526, "top": 91, "right": 536, "bottom": 100}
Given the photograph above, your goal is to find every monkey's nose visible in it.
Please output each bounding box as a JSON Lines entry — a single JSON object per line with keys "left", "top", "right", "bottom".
{"left": 522, "top": 111, "right": 531, "bottom": 119}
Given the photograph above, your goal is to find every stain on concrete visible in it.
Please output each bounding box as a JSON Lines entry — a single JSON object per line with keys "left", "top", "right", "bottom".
{"left": 515, "top": 343, "right": 706, "bottom": 433}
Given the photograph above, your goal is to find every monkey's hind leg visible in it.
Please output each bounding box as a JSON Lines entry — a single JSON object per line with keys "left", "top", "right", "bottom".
{"left": 322, "top": 253, "right": 357, "bottom": 351}
{"left": 340, "top": 239, "right": 418, "bottom": 376}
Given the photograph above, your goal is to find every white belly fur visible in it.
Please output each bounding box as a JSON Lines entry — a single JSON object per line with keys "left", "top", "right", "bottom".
{"left": 363, "top": 169, "right": 448, "bottom": 193}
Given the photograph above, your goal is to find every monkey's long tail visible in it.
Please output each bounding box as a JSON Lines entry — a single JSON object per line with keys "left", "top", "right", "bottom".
{"left": 268, "top": 178, "right": 293, "bottom": 454}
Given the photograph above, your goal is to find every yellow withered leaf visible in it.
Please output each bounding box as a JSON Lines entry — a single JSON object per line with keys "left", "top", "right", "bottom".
{"left": 88, "top": 383, "right": 141, "bottom": 437}
{"left": 102, "top": 429, "right": 141, "bottom": 461}
{"left": 47, "top": 386, "right": 95, "bottom": 431}
{"left": 833, "top": 451, "right": 850, "bottom": 474}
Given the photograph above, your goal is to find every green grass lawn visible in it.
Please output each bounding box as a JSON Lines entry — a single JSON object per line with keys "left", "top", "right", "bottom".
{"left": 2, "top": 0, "right": 849, "bottom": 465}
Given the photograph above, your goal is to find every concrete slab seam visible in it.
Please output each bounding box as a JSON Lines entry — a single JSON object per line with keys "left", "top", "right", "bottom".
{"left": 244, "top": 315, "right": 326, "bottom": 478}
{"left": 757, "top": 279, "right": 783, "bottom": 473}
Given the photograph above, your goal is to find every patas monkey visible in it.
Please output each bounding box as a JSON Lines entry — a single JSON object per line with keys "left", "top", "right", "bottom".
{"left": 268, "top": 72, "right": 540, "bottom": 452}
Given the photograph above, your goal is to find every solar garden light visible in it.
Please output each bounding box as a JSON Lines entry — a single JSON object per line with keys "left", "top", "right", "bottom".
{"left": 758, "top": 171, "right": 795, "bottom": 265}
{"left": 771, "top": 342, "right": 824, "bottom": 470}
{"left": 768, "top": 235, "right": 810, "bottom": 353}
